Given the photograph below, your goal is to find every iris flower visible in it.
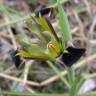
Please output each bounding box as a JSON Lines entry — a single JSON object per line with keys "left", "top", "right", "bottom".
{"left": 11, "top": 2, "right": 85, "bottom": 68}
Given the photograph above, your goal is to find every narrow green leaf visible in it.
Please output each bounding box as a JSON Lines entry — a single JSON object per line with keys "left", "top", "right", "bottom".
{"left": 27, "top": 21, "right": 39, "bottom": 32}
{"left": 57, "top": 0, "right": 72, "bottom": 48}
{"left": 1, "top": 91, "right": 96, "bottom": 96}
{"left": 0, "top": 91, "right": 70, "bottom": 96}
{"left": 67, "top": 67, "right": 75, "bottom": 86}
{"left": 16, "top": 33, "right": 50, "bottom": 59}
{"left": 26, "top": 21, "right": 44, "bottom": 41}
{"left": 26, "top": 21, "right": 51, "bottom": 46}
{"left": 70, "top": 80, "right": 78, "bottom": 96}
{"left": 47, "top": 61, "right": 70, "bottom": 89}
{"left": 75, "top": 78, "right": 85, "bottom": 93}
{"left": 19, "top": 50, "right": 50, "bottom": 60}
{"left": 16, "top": 34, "right": 32, "bottom": 46}
{"left": 38, "top": 16, "right": 52, "bottom": 32}
{"left": 37, "top": 16, "right": 59, "bottom": 42}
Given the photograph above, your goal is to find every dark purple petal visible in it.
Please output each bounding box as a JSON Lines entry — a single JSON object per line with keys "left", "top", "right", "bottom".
{"left": 35, "top": 7, "right": 53, "bottom": 17}
{"left": 11, "top": 27, "right": 18, "bottom": 35}
{"left": 61, "top": 47, "right": 86, "bottom": 67}
{"left": 11, "top": 50, "right": 22, "bottom": 68}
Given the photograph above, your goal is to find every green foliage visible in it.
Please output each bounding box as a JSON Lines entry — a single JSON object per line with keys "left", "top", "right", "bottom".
{"left": 0, "top": 1, "right": 90, "bottom": 96}
{"left": 17, "top": 0, "right": 74, "bottom": 61}
{"left": 17, "top": 13, "right": 62, "bottom": 60}
{"left": 40, "top": 80, "right": 66, "bottom": 93}
{"left": 57, "top": 0, "right": 72, "bottom": 49}
{"left": 37, "top": 15, "right": 59, "bottom": 42}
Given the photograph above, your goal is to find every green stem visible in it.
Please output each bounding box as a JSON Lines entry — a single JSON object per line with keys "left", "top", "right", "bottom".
{"left": 47, "top": 61, "right": 70, "bottom": 89}
{"left": 67, "top": 67, "right": 77, "bottom": 96}
{"left": 0, "top": 91, "right": 67, "bottom": 96}
{"left": 1, "top": 91, "right": 96, "bottom": 96}
{"left": 67, "top": 67, "right": 75, "bottom": 85}
{"left": 0, "top": 15, "right": 34, "bottom": 29}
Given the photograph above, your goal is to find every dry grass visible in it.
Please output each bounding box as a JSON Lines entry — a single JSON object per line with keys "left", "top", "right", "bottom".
{"left": 0, "top": 0, "right": 96, "bottom": 94}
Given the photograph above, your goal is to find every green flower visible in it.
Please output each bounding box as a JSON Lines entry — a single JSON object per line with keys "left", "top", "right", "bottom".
{"left": 11, "top": 1, "right": 85, "bottom": 68}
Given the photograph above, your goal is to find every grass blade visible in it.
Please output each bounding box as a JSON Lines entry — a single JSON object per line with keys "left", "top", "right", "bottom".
{"left": 57, "top": 0, "right": 72, "bottom": 48}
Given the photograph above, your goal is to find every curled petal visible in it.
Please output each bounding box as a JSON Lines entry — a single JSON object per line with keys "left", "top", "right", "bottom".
{"left": 61, "top": 47, "right": 86, "bottom": 67}
{"left": 11, "top": 50, "right": 23, "bottom": 68}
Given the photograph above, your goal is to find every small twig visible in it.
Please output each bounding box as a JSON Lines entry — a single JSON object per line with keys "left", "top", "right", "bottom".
{"left": 23, "top": 60, "right": 33, "bottom": 84}
{"left": 0, "top": 73, "right": 40, "bottom": 87}
{"left": 4, "top": 15, "right": 17, "bottom": 50}
{"left": 83, "top": 0, "right": 91, "bottom": 15}
{"left": 0, "top": 1, "right": 88, "bottom": 29}
{"left": 0, "top": 15, "right": 33, "bottom": 29}
{"left": 40, "top": 54, "right": 96, "bottom": 86}
{"left": 2, "top": 66, "right": 14, "bottom": 74}
{"left": 73, "top": 10, "right": 87, "bottom": 43}
{"left": 25, "top": 85, "right": 35, "bottom": 93}
{"left": 86, "top": 16, "right": 96, "bottom": 68}
{"left": 49, "top": 0, "right": 69, "bottom": 8}
{"left": 47, "top": 61, "right": 70, "bottom": 89}
{"left": 84, "top": 73, "right": 96, "bottom": 80}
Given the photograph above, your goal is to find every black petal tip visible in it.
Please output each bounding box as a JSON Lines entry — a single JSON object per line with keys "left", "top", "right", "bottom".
{"left": 11, "top": 27, "right": 18, "bottom": 35}
{"left": 61, "top": 47, "right": 86, "bottom": 67}
{"left": 35, "top": 7, "right": 53, "bottom": 17}
{"left": 11, "top": 50, "right": 22, "bottom": 68}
